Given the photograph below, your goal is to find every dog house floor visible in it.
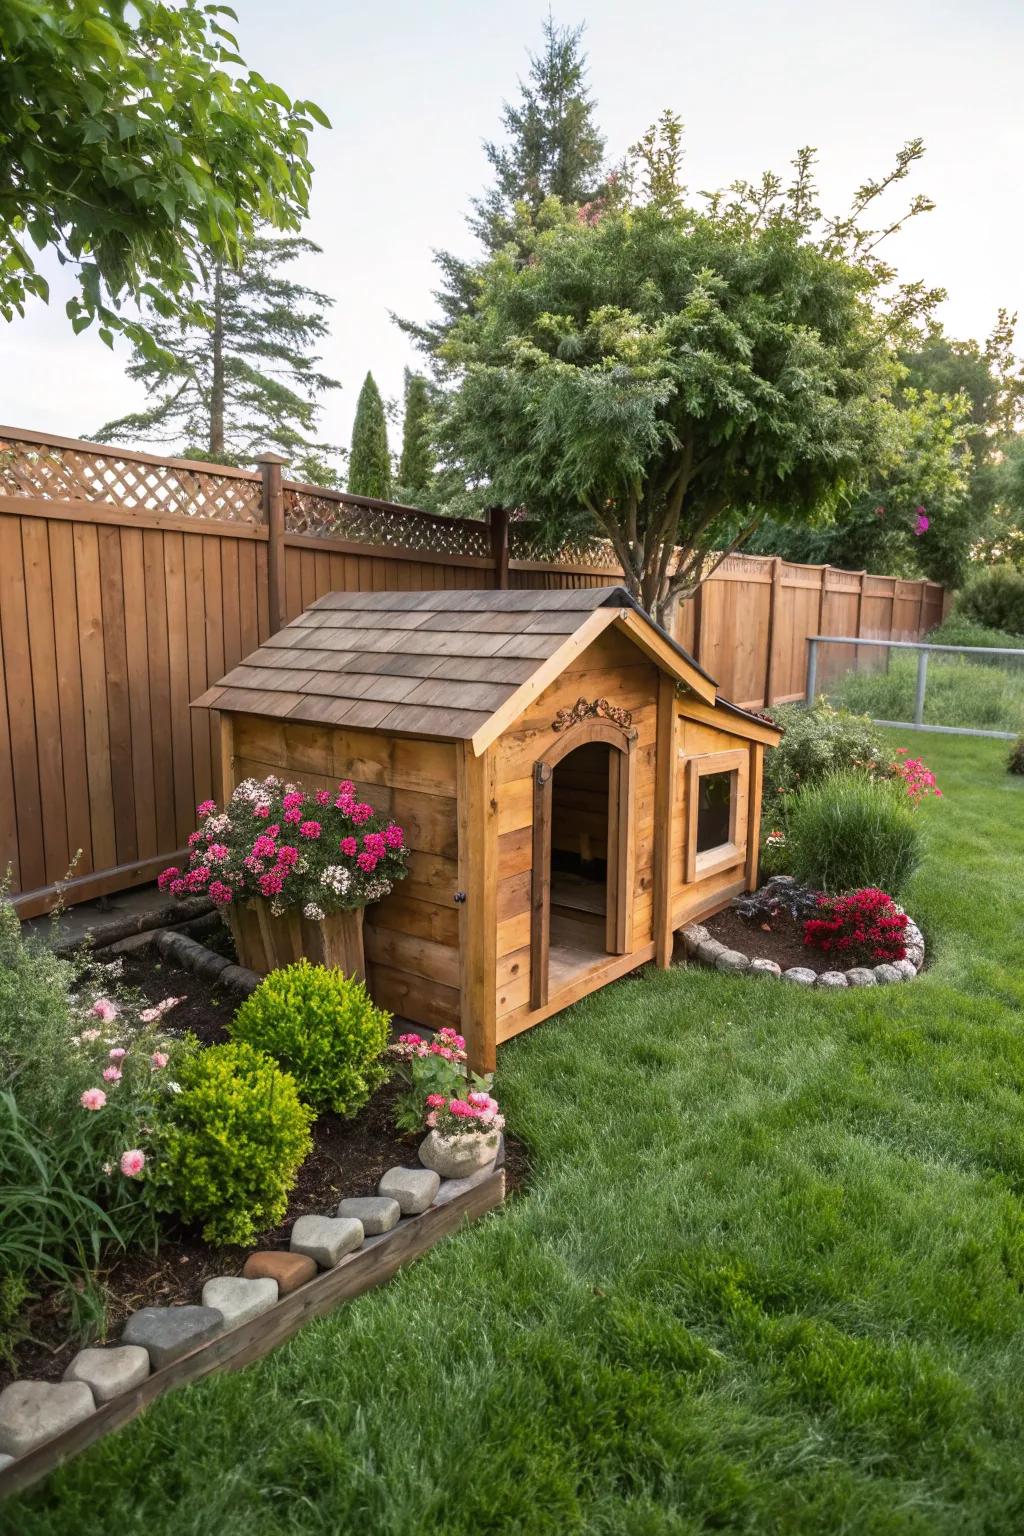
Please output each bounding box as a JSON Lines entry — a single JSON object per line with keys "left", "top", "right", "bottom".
{"left": 549, "top": 871, "right": 609, "bottom": 993}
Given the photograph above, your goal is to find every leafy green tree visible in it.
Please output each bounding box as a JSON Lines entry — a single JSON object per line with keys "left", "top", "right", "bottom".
{"left": 348, "top": 373, "right": 392, "bottom": 500}
{"left": 0, "top": 1, "right": 328, "bottom": 356}
{"left": 396, "top": 371, "right": 434, "bottom": 498}
{"left": 439, "top": 116, "right": 938, "bottom": 622}
{"left": 401, "top": 15, "right": 606, "bottom": 359}
{"left": 95, "top": 237, "right": 341, "bottom": 481}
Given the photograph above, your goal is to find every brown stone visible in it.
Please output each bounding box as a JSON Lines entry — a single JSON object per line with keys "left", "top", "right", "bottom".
{"left": 242, "top": 1251, "right": 317, "bottom": 1295}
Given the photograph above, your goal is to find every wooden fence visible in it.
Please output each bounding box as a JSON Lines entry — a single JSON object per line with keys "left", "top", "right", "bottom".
{"left": 0, "top": 426, "right": 945, "bottom": 916}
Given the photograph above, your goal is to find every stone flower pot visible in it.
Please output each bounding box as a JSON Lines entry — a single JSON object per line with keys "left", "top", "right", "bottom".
{"left": 226, "top": 900, "right": 365, "bottom": 980}
{"left": 418, "top": 1128, "right": 499, "bottom": 1181}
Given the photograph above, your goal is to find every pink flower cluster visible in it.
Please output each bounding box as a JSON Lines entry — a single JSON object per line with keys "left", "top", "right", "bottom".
{"left": 390, "top": 1028, "right": 467, "bottom": 1065}
{"left": 890, "top": 749, "right": 942, "bottom": 802}
{"left": 159, "top": 776, "right": 407, "bottom": 918}
{"left": 425, "top": 1090, "right": 505, "bottom": 1136}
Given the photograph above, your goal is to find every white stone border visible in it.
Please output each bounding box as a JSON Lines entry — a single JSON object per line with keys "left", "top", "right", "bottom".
{"left": 680, "top": 913, "right": 925, "bottom": 988}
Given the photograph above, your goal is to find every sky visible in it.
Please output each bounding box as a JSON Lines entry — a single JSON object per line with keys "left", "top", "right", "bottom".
{"left": 4, "top": 0, "right": 1023, "bottom": 464}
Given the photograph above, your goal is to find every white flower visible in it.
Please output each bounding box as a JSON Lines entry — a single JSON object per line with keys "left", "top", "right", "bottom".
{"left": 165, "top": 1080, "right": 182, "bottom": 1094}
{"left": 304, "top": 902, "right": 326, "bottom": 920}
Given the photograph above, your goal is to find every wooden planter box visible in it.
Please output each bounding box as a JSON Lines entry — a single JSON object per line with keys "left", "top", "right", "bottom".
{"left": 225, "top": 900, "right": 366, "bottom": 980}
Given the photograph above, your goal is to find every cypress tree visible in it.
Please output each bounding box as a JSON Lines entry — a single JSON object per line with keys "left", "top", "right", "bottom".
{"left": 397, "top": 371, "right": 433, "bottom": 498}
{"left": 348, "top": 372, "right": 392, "bottom": 500}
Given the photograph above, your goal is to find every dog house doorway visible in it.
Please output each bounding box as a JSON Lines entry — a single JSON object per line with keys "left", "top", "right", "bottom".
{"left": 530, "top": 718, "right": 636, "bottom": 1009}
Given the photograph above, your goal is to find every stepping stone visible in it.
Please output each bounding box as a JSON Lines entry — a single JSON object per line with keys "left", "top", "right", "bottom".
{"left": 816, "top": 971, "right": 849, "bottom": 988}
{"left": 378, "top": 1166, "right": 440, "bottom": 1216}
{"left": 0, "top": 1381, "right": 95, "bottom": 1457}
{"left": 63, "top": 1345, "right": 149, "bottom": 1405}
{"left": 873, "top": 963, "right": 902, "bottom": 984}
{"left": 696, "top": 938, "right": 726, "bottom": 965}
{"left": 845, "top": 967, "right": 877, "bottom": 986}
{"left": 290, "top": 1215, "right": 364, "bottom": 1268}
{"left": 201, "top": 1276, "right": 278, "bottom": 1329}
{"left": 749, "top": 958, "right": 781, "bottom": 978}
{"left": 122, "top": 1305, "right": 223, "bottom": 1370}
{"left": 243, "top": 1250, "right": 317, "bottom": 1295}
{"left": 337, "top": 1196, "right": 400, "bottom": 1235}
{"left": 781, "top": 967, "right": 816, "bottom": 985}
{"left": 715, "top": 949, "right": 750, "bottom": 973}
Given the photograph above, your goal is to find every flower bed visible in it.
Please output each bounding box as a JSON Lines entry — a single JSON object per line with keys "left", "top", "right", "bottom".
{"left": 0, "top": 906, "right": 518, "bottom": 1492}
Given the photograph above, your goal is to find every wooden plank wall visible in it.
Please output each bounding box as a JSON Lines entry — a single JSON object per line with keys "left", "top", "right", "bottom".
{"left": 0, "top": 429, "right": 946, "bottom": 916}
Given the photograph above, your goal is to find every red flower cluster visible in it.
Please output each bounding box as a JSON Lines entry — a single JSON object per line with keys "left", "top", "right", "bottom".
{"left": 802, "top": 887, "right": 908, "bottom": 964}
{"left": 890, "top": 749, "right": 941, "bottom": 802}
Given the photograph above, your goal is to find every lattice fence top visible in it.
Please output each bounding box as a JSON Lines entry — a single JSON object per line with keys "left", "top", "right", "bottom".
{"left": 0, "top": 434, "right": 263, "bottom": 522}
{"left": 509, "top": 523, "right": 620, "bottom": 570}
{"left": 285, "top": 487, "right": 492, "bottom": 559}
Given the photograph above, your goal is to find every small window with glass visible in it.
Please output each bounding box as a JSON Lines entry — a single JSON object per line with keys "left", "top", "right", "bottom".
{"left": 684, "top": 749, "right": 748, "bottom": 881}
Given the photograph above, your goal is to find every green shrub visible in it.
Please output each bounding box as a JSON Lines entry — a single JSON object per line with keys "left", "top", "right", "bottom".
{"left": 831, "top": 651, "right": 1024, "bottom": 734}
{"left": 928, "top": 617, "right": 1023, "bottom": 650}
{"left": 0, "top": 896, "right": 80, "bottom": 1128}
{"left": 1009, "top": 737, "right": 1024, "bottom": 775}
{"left": 762, "top": 701, "right": 888, "bottom": 830}
{"left": 149, "top": 1042, "right": 313, "bottom": 1246}
{"left": 784, "top": 772, "right": 925, "bottom": 896}
{"left": 230, "top": 961, "right": 391, "bottom": 1117}
{"left": 957, "top": 565, "right": 1024, "bottom": 639}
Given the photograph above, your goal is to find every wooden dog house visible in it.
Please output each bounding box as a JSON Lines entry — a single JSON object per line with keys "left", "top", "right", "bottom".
{"left": 197, "top": 587, "right": 781, "bottom": 1071}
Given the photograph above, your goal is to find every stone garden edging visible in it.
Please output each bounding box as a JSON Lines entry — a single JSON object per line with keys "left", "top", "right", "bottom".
{"left": 679, "top": 914, "right": 925, "bottom": 988}
{"left": 0, "top": 1149, "right": 506, "bottom": 1501}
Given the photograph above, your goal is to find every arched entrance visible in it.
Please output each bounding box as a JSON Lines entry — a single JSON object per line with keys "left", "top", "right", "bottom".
{"left": 530, "top": 717, "right": 637, "bottom": 1009}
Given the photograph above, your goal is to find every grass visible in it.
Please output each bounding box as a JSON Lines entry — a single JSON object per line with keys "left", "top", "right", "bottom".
{"left": 11, "top": 734, "right": 1024, "bottom": 1534}
{"left": 830, "top": 649, "right": 1024, "bottom": 734}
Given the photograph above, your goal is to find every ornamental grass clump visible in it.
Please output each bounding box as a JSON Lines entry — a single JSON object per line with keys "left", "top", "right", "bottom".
{"left": 784, "top": 772, "right": 925, "bottom": 897}
{"left": 148, "top": 1042, "right": 313, "bottom": 1246}
{"left": 803, "top": 887, "right": 908, "bottom": 965}
{"left": 230, "top": 961, "right": 391, "bottom": 1117}
{"left": 158, "top": 776, "right": 408, "bottom": 917}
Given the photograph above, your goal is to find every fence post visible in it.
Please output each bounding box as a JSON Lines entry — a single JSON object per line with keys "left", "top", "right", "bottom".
{"left": 691, "top": 582, "right": 704, "bottom": 664}
{"left": 257, "top": 452, "right": 289, "bottom": 634}
{"left": 487, "top": 505, "right": 509, "bottom": 589}
{"left": 763, "top": 556, "right": 783, "bottom": 707}
{"left": 805, "top": 637, "right": 818, "bottom": 705}
{"left": 914, "top": 649, "right": 929, "bottom": 724}
{"left": 817, "top": 564, "right": 830, "bottom": 634}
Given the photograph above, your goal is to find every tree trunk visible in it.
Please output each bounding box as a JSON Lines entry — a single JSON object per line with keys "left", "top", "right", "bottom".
{"left": 209, "top": 265, "right": 225, "bottom": 457}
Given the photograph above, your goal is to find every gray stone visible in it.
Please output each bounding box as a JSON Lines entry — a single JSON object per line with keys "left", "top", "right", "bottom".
{"left": 892, "top": 958, "right": 918, "bottom": 981}
{"left": 0, "top": 1452, "right": 14, "bottom": 1472}
{"left": 682, "top": 924, "right": 709, "bottom": 953}
{"left": 904, "top": 920, "right": 923, "bottom": 947}
{"left": 122, "top": 1305, "right": 223, "bottom": 1370}
{"left": 781, "top": 967, "right": 817, "bottom": 986}
{"left": 201, "top": 1276, "right": 278, "bottom": 1329}
{"left": 905, "top": 944, "right": 924, "bottom": 967}
{"left": 749, "top": 958, "right": 782, "bottom": 978}
{"left": 0, "top": 1381, "right": 95, "bottom": 1457}
{"left": 434, "top": 1162, "right": 501, "bottom": 1207}
{"left": 289, "top": 1214, "right": 364, "bottom": 1268}
{"left": 378, "top": 1165, "right": 441, "bottom": 1216}
{"left": 696, "top": 938, "right": 727, "bottom": 966}
{"left": 63, "top": 1345, "right": 149, "bottom": 1404}
{"left": 816, "top": 971, "right": 849, "bottom": 988}
{"left": 715, "top": 948, "right": 751, "bottom": 974}
{"left": 845, "top": 967, "right": 877, "bottom": 987}
{"left": 337, "top": 1195, "right": 401, "bottom": 1235}
{"left": 872, "top": 963, "right": 902, "bottom": 984}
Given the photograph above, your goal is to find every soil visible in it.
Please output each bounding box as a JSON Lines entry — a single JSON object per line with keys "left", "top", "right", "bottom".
{"left": 703, "top": 904, "right": 830, "bottom": 973}
{"left": 2, "top": 939, "right": 526, "bottom": 1391}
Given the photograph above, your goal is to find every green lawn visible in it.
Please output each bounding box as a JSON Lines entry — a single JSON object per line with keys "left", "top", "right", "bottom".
{"left": 11, "top": 734, "right": 1024, "bottom": 1534}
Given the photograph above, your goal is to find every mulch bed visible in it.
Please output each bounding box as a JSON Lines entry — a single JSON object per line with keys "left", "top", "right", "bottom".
{"left": 1, "top": 940, "right": 526, "bottom": 1392}
{"left": 703, "top": 904, "right": 830, "bottom": 973}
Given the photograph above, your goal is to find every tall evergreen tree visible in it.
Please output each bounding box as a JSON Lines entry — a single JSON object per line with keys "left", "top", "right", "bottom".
{"left": 396, "top": 371, "right": 434, "bottom": 498}
{"left": 348, "top": 372, "right": 392, "bottom": 500}
{"left": 400, "top": 16, "right": 606, "bottom": 359}
{"left": 95, "top": 236, "right": 341, "bottom": 484}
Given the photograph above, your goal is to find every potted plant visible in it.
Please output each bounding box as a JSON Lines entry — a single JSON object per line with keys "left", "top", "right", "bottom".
{"left": 418, "top": 1091, "right": 505, "bottom": 1180}
{"left": 158, "top": 777, "right": 408, "bottom": 979}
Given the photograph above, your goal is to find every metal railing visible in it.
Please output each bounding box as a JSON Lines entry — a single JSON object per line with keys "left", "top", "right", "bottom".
{"left": 805, "top": 635, "right": 1024, "bottom": 740}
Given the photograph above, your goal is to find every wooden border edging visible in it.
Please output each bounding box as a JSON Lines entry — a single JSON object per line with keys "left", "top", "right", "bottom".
{"left": 0, "top": 1170, "right": 505, "bottom": 1502}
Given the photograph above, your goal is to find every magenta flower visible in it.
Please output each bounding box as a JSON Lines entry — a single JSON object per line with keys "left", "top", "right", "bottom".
{"left": 196, "top": 799, "right": 217, "bottom": 818}
{"left": 339, "top": 836, "right": 358, "bottom": 857}
{"left": 383, "top": 823, "right": 404, "bottom": 849}
{"left": 80, "top": 1088, "right": 107, "bottom": 1111}
{"left": 207, "top": 842, "right": 228, "bottom": 861}
{"left": 108, "top": 1047, "right": 126, "bottom": 1061}
{"left": 357, "top": 851, "right": 378, "bottom": 873}
{"left": 316, "top": 790, "right": 331, "bottom": 806}
{"left": 120, "top": 1149, "right": 146, "bottom": 1179}
{"left": 350, "top": 802, "right": 373, "bottom": 825}
{"left": 103, "top": 1065, "right": 122, "bottom": 1083}
{"left": 914, "top": 508, "right": 930, "bottom": 535}
{"left": 298, "top": 820, "right": 321, "bottom": 839}
{"left": 208, "top": 880, "right": 234, "bottom": 906}
{"left": 150, "top": 1051, "right": 169, "bottom": 1070}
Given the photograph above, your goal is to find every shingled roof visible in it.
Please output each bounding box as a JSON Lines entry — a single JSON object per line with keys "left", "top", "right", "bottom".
{"left": 194, "top": 585, "right": 738, "bottom": 751}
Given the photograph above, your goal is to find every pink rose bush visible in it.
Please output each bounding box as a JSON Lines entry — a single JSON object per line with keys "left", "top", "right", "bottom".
{"left": 159, "top": 777, "right": 408, "bottom": 919}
